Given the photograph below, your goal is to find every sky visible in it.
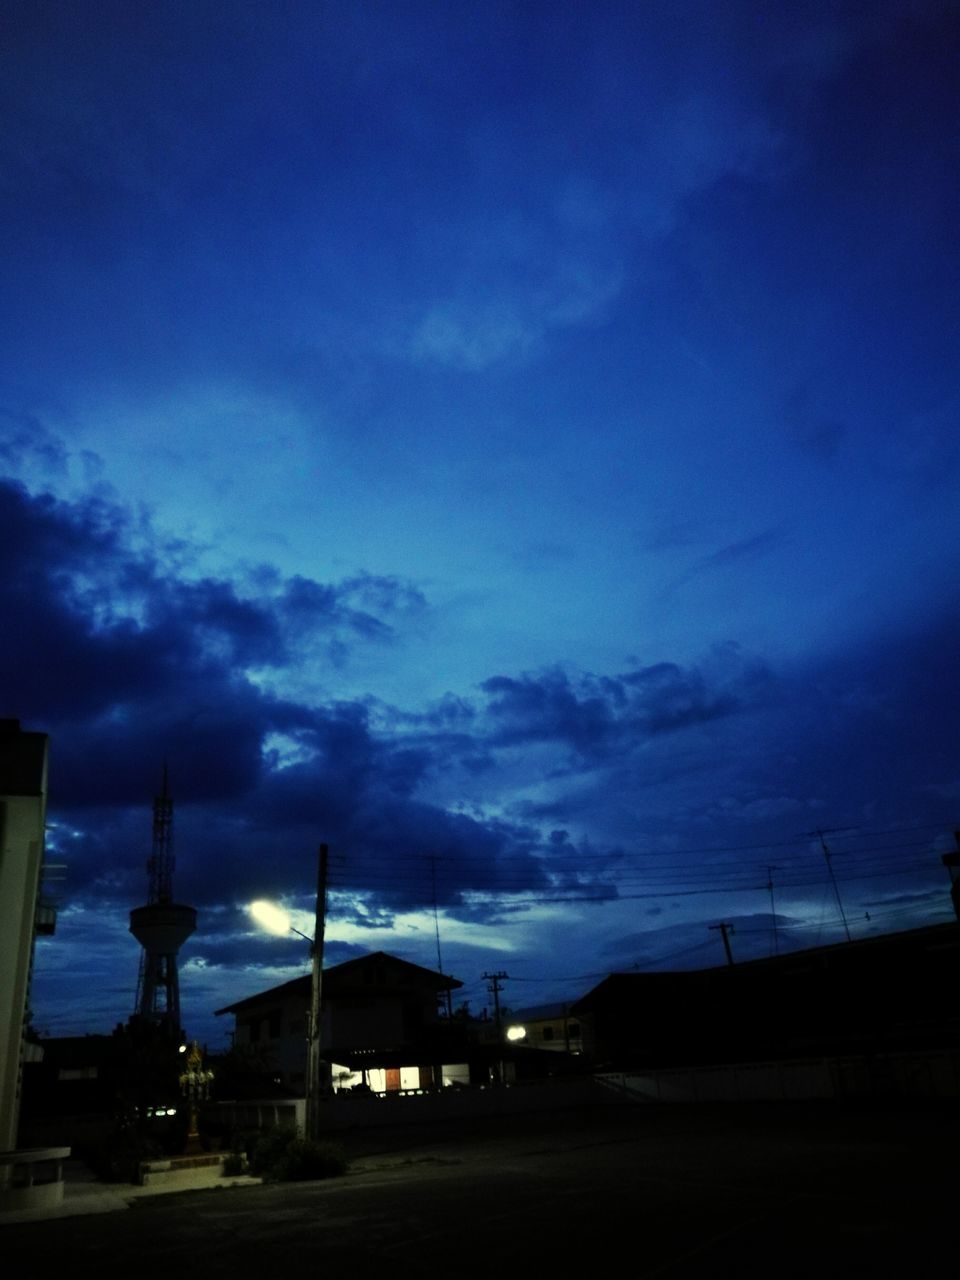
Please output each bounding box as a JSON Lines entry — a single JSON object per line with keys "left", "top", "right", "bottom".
{"left": 3, "top": 0, "right": 958, "bottom": 1049}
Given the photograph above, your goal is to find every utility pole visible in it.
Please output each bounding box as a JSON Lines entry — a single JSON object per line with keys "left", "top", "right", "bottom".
{"left": 766, "top": 865, "right": 780, "bottom": 956}
{"left": 709, "top": 922, "right": 736, "bottom": 966}
{"left": 482, "top": 971, "right": 509, "bottom": 1085}
{"left": 811, "top": 828, "right": 851, "bottom": 943}
{"left": 429, "top": 855, "right": 453, "bottom": 1018}
{"left": 305, "top": 842, "right": 328, "bottom": 1142}
{"left": 483, "top": 971, "right": 509, "bottom": 1035}
{"left": 941, "top": 832, "right": 960, "bottom": 923}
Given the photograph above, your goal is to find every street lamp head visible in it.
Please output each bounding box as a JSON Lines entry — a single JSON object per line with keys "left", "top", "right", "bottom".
{"left": 248, "top": 898, "right": 315, "bottom": 945}
{"left": 248, "top": 899, "right": 293, "bottom": 936}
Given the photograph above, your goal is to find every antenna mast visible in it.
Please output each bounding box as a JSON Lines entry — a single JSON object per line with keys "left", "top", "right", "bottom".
{"left": 812, "top": 828, "right": 852, "bottom": 943}
{"left": 130, "top": 768, "right": 196, "bottom": 1037}
{"left": 147, "top": 763, "right": 174, "bottom": 904}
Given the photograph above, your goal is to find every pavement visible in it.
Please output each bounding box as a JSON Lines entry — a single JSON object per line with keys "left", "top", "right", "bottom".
{"left": 0, "top": 1118, "right": 468, "bottom": 1225}
{"left": 0, "top": 1155, "right": 264, "bottom": 1224}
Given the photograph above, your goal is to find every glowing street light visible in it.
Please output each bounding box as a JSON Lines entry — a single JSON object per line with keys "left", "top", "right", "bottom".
{"left": 248, "top": 899, "right": 316, "bottom": 945}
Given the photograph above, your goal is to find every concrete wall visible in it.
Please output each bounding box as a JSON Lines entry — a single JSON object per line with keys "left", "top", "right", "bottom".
{"left": 0, "top": 725, "right": 48, "bottom": 1155}
{"left": 213, "top": 1078, "right": 622, "bottom": 1138}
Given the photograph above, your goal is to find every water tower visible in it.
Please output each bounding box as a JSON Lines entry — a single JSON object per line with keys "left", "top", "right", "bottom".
{"left": 129, "top": 769, "right": 196, "bottom": 1038}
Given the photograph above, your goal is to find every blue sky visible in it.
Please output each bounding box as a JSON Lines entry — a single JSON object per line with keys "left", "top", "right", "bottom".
{"left": 3, "top": 0, "right": 958, "bottom": 1047}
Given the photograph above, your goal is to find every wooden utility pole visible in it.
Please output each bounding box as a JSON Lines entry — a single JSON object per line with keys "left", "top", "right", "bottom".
{"left": 305, "top": 842, "right": 328, "bottom": 1142}
{"left": 709, "top": 922, "right": 736, "bottom": 966}
{"left": 941, "top": 833, "right": 960, "bottom": 922}
{"left": 482, "top": 971, "right": 509, "bottom": 1085}
{"left": 483, "top": 971, "right": 509, "bottom": 1034}
{"left": 766, "top": 865, "right": 780, "bottom": 956}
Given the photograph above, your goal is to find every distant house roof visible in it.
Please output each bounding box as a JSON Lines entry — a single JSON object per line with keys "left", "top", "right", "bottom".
{"left": 573, "top": 921, "right": 960, "bottom": 1015}
{"left": 724, "top": 919, "right": 960, "bottom": 973}
{"left": 215, "top": 950, "right": 462, "bottom": 1016}
{"left": 36, "top": 1034, "right": 119, "bottom": 1068}
{"left": 571, "top": 922, "right": 960, "bottom": 1072}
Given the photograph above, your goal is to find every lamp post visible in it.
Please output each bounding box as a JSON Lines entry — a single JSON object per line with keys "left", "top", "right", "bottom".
{"left": 248, "top": 843, "right": 329, "bottom": 1142}
{"left": 306, "top": 843, "right": 327, "bottom": 1143}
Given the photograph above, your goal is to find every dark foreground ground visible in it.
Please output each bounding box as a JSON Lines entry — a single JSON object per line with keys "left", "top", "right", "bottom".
{"left": 5, "top": 1101, "right": 956, "bottom": 1277}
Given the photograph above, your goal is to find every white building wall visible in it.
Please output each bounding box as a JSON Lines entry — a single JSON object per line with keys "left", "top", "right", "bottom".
{"left": 0, "top": 727, "right": 48, "bottom": 1154}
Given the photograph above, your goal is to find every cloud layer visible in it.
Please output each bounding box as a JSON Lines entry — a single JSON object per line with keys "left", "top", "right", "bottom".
{"left": 4, "top": 2, "right": 957, "bottom": 1044}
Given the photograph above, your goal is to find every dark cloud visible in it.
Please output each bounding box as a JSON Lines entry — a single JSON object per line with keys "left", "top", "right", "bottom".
{"left": 8, "top": 469, "right": 959, "bottom": 1041}
{"left": 480, "top": 645, "right": 772, "bottom": 756}
{"left": 0, "top": 476, "right": 422, "bottom": 731}
{"left": 0, "top": 407, "right": 69, "bottom": 474}
{"left": 1, "top": 478, "right": 611, "bottom": 918}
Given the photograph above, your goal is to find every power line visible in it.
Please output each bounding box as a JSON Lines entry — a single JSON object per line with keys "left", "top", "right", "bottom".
{"left": 322, "top": 836, "right": 942, "bottom": 877}
{"left": 328, "top": 862, "right": 947, "bottom": 907}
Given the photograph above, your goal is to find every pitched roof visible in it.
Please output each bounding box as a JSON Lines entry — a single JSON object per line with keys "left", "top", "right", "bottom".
{"left": 215, "top": 973, "right": 311, "bottom": 1016}
{"left": 572, "top": 921, "right": 960, "bottom": 1014}
{"left": 214, "top": 950, "right": 462, "bottom": 1016}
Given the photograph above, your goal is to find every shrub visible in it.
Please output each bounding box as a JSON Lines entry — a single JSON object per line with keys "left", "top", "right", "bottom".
{"left": 79, "top": 1130, "right": 164, "bottom": 1184}
{"left": 248, "top": 1127, "right": 347, "bottom": 1182}
{"left": 247, "top": 1125, "right": 298, "bottom": 1176}
{"left": 222, "top": 1152, "right": 245, "bottom": 1176}
{"left": 270, "top": 1139, "right": 348, "bottom": 1182}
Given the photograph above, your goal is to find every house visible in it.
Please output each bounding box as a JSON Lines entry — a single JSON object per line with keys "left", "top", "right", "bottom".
{"left": 1, "top": 719, "right": 70, "bottom": 1215}
{"left": 215, "top": 951, "right": 471, "bottom": 1094}
{"left": 0, "top": 720, "right": 52, "bottom": 1155}
{"left": 504, "top": 1002, "right": 590, "bottom": 1056}
{"left": 572, "top": 921, "right": 960, "bottom": 1071}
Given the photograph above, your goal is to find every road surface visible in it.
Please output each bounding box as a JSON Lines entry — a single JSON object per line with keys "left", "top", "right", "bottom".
{"left": 5, "top": 1102, "right": 954, "bottom": 1277}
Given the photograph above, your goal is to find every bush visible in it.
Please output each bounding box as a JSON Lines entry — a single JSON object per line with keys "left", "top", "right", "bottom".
{"left": 271, "top": 1139, "right": 348, "bottom": 1182}
{"left": 247, "top": 1125, "right": 298, "bottom": 1176}
{"left": 79, "top": 1130, "right": 164, "bottom": 1184}
{"left": 222, "top": 1152, "right": 245, "bottom": 1176}
{"left": 248, "top": 1127, "right": 347, "bottom": 1182}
